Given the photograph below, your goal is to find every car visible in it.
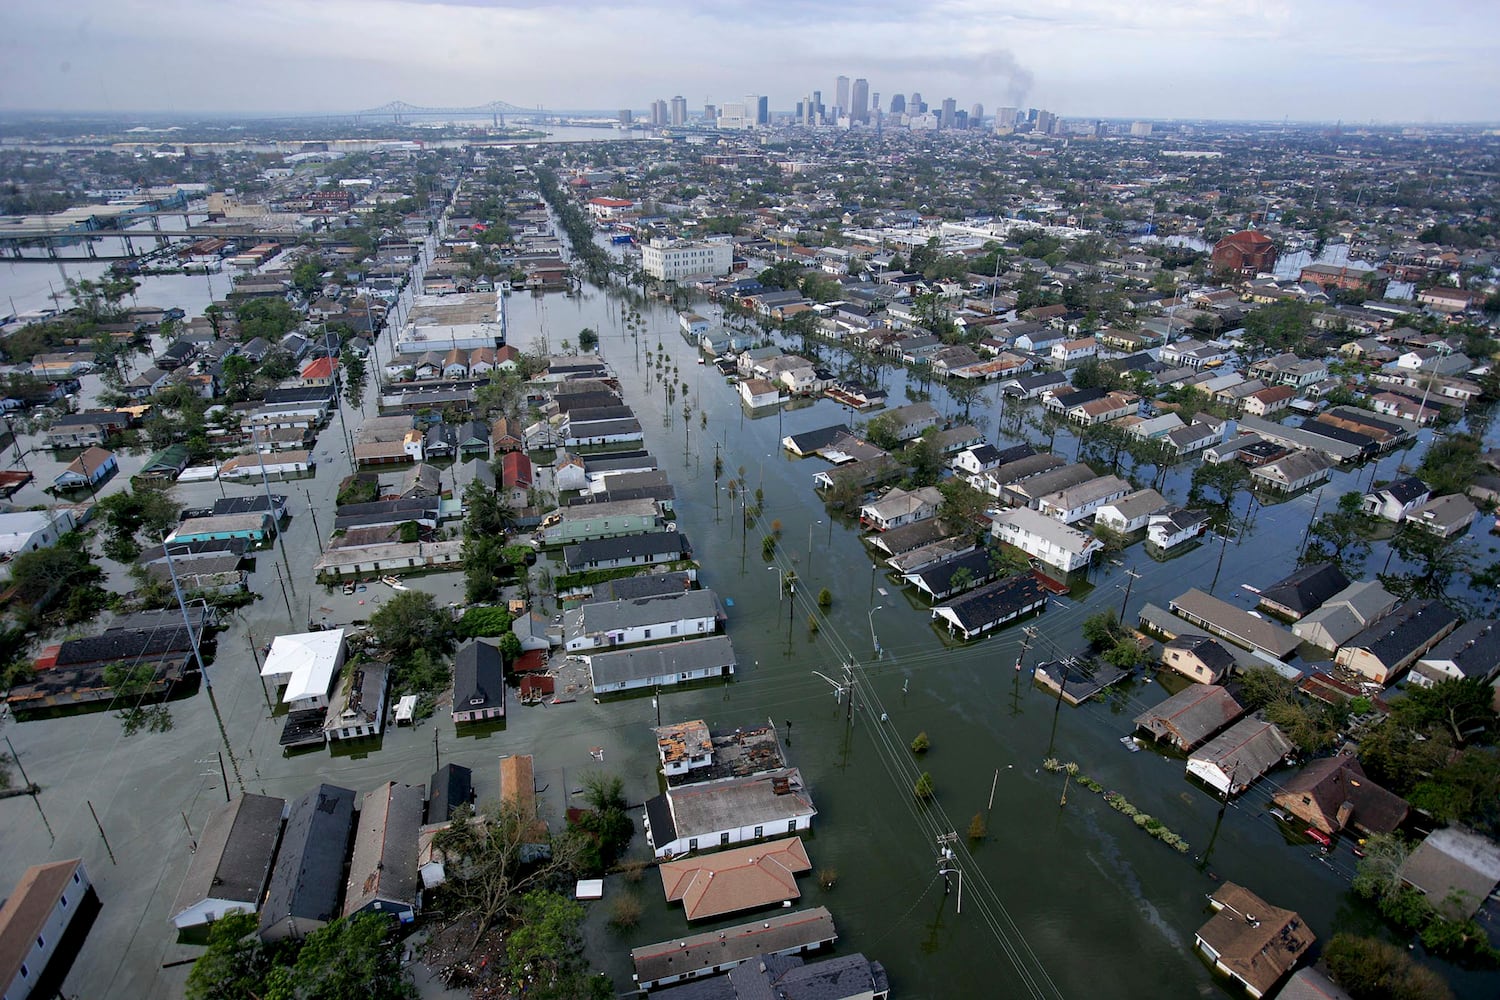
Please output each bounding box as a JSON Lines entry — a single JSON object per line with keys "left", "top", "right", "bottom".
{"left": 343, "top": 580, "right": 356, "bottom": 595}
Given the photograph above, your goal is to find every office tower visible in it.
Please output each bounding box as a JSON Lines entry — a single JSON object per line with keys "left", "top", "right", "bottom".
{"left": 756, "top": 95, "right": 769, "bottom": 124}
{"left": 802, "top": 96, "right": 816, "bottom": 126}
{"left": 851, "top": 78, "right": 870, "bottom": 123}
{"left": 940, "top": 97, "right": 956, "bottom": 129}
{"left": 955, "top": 110, "right": 968, "bottom": 130}
{"left": 618, "top": 109, "right": 633, "bottom": 125}
{"left": 718, "top": 102, "right": 750, "bottom": 129}
{"left": 651, "top": 99, "right": 668, "bottom": 125}
{"left": 910, "top": 92, "right": 923, "bottom": 115}
{"left": 996, "top": 107, "right": 1018, "bottom": 129}
{"left": 670, "top": 95, "right": 687, "bottom": 125}
{"left": 970, "top": 103, "right": 984, "bottom": 126}
{"left": 835, "top": 76, "right": 850, "bottom": 119}
{"left": 1130, "top": 121, "right": 1152, "bottom": 137}
{"left": 812, "top": 90, "right": 823, "bottom": 123}
{"left": 889, "top": 93, "right": 906, "bottom": 114}
{"left": 1036, "top": 109, "right": 1055, "bottom": 134}
{"left": 1026, "top": 107, "right": 1039, "bottom": 122}
{"left": 704, "top": 103, "right": 716, "bottom": 122}
{"left": 872, "top": 91, "right": 880, "bottom": 113}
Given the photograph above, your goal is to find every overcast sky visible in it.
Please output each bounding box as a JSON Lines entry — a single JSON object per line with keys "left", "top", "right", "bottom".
{"left": 1, "top": 0, "right": 1495, "bottom": 122}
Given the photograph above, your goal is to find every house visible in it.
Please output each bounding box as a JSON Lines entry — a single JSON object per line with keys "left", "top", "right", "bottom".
{"left": 1166, "top": 421, "right": 1223, "bottom": 456}
{"left": 0, "top": 859, "right": 92, "bottom": 1000}
{"left": 1334, "top": 599, "right": 1460, "bottom": 685}
{"left": 1249, "top": 451, "right": 1333, "bottom": 494}
{"left": 135, "top": 443, "right": 192, "bottom": 482}
{"left": 1147, "top": 508, "right": 1211, "bottom": 550}
{"left": 170, "top": 793, "right": 286, "bottom": 928}
{"left": 499, "top": 754, "right": 550, "bottom": 855}
{"left": 1133, "top": 684, "right": 1244, "bottom": 751}
{"left": 42, "top": 412, "right": 129, "bottom": 449}
{"left": 259, "top": 629, "right": 347, "bottom": 711}
{"left": 258, "top": 784, "right": 357, "bottom": 943}
{"left": 322, "top": 660, "right": 388, "bottom": 742}
{"left": 427, "top": 764, "right": 473, "bottom": 826}
{"left": 563, "top": 589, "right": 720, "bottom": 653}
{"left": 1278, "top": 969, "right": 1354, "bottom": 1000}
{"left": 1050, "top": 336, "right": 1097, "bottom": 367}
{"left": 1212, "top": 230, "right": 1278, "bottom": 276}
{"left": 1413, "top": 620, "right": 1500, "bottom": 687}
{"left": 878, "top": 401, "right": 942, "bottom": 441}
{"left": 1036, "top": 475, "right": 1131, "bottom": 524}
{"left": 165, "top": 512, "right": 273, "bottom": 546}
{"left": 648, "top": 952, "right": 888, "bottom": 1000}
{"left": 540, "top": 498, "right": 663, "bottom": 545}
{"left": 1250, "top": 353, "right": 1327, "bottom": 389}
{"left": 1362, "top": 476, "right": 1431, "bottom": 522}
{"left": 991, "top": 506, "right": 1103, "bottom": 572}
{"left": 1169, "top": 589, "right": 1300, "bottom": 659}
{"left": 1187, "top": 716, "right": 1294, "bottom": 795}
{"left": 1195, "top": 883, "right": 1313, "bottom": 999}
{"left": 1065, "top": 390, "right": 1137, "bottom": 426}
{"left": 739, "top": 377, "right": 782, "bottom": 408}
{"left": 452, "top": 640, "right": 505, "bottom": 723}
{"left": 904, "top": 548, "right": 996, "bottom": 601}
{"left": 586, "top": 635, "right": 737, "bottom": 694}
{"left": 1272, "top": 756, "right": 1409, "bottom": 837}
{"left": 654, "top": 719, "right": 715, "bottom": 778}
{"left": 1003, "top": 462, "right": 1098, "bottom": 510}
{"left": 1405, "top": 494, "right": 1477, "bottom": 539}
{"left": 1400, "top": 826, "right": 1500, "bottom": 923}
{"left": 299, "top": 356, "right": 337, "bottom": 387}
{"left": 563, "top": 531, "right": 685, "bottom": 574}
{"left": 490, "top": 418, "right": 523, "bottom": 453}
{"left": 643, "top": 768, "right": 816, "bottom": 859}
{"left": 1293, "top": 581, "right": 1398, "bottom": 651}
{"left": 51, "top": 447, "right": 117, "bottom": 491}
{"left": 219, "top": 450, "right": 312, "bottom": 481}
{"left": 631, "top": 907, "right": 839, "bottom": 991}
{"left": 930, "top": 574, "right": 1048, "bottom": 641}
{"left": 859, "top": 485, "right": 943, "bottom": 531}
{"left": 0, "top": 509, "right": 77, "bottom": 566}
{"left": 344, "top": 781, "right": 424, "bottom": 921}
{"left": 1161, "top": 634, "right": 1237, "bottom": 684}
{"left": 1256, "top": 562, "right": 1350, "bottom": 621}
{"left": 659, "top": 837, "right": 811, "bottom": 921}
{"left": 1240, "top": 385, "right": 1296, "bottom": 417}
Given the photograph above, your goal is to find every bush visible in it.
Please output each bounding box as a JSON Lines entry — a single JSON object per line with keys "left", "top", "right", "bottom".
{"left": 914, "top": 772, "right": 934, "bottom": 800}
{"left": 608, "top": 891, "right": 642, "bottom": 929}
{"left": 818, "top": 867, "right": 839, "bottom": 890}
{"left": 968, "top": 812, "right": 988, "bottom": 841}
{"left": 457, "top": 606, "right": 512, "bottom": 638}
{"left": 910, "top": 731, "right": 931, "bottom": 754}
{"left": 761, "top": 535, "right": 777, "bottom": 559}
{"left": 817, "top": 587, "right": 832, "bottom": 609}
{"left": 1324, "top": 933, "right": 1454, "bottom": 1000}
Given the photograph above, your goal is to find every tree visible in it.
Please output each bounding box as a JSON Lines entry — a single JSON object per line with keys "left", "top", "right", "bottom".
{"left": 1070, "top": 358, "right": 1123, "bottom": 392}
{"left": 1351, "top": 833, "right": 1412, "bottom": 902}
{"left": 914, "top": 772, "right": 934, "bottom": 800}
{"left": 503, "top": 891, "right": 611, "bottom": 1000}
{"left": 369, "top": 591, "right": 456, "bottom": 664}
{"left": 578, "top": 327, "right": 599, "bottom": 352}
{"left": 1323, "top": 933, "right": 1453, "bottom": 1000}
{"left": 817, "top": 587, "right": 832, "bottom": 609}
{"left": 434, "top": 801, "right": 585, "bottom": 951}
{"left": 341, "top": 349, "right": 368, "bottom": 409}
{"left": 1081, "top": 610, "right": 1124, "bottom": 649}
{"left": 900, "top": 433, "right": 943, "bottom": 487}
{"left": 1188, "top": 460, "right": 1248, "bottom": 509}
{"left": 221, "top": 353, "right": 256, "bottom": 398}
{"left": 568, "top": 773, "right": 634, "bottom": 874}
{"left": 911, "top": 731, "right": 931, "bottom": 754}
{"left": 6, "top": 533, "right": 103, "bottom": 612}
{"left": 967, "top": 812, "right": 988, "bottom": 841}
{"left": 185, "top": 913, "right": 276, "bottom": 1000}
{"left": 1236, "top": 666, "right": 1296, "bottom": 709}
{"left": 291, "top": 913, "right": 415, "bottom": 1000}
{"left": 946, "top": 378, "right": 984, "bottom": 421}
{"left": 95, "top": 487, "right": 181, "bottom": 561}
{"left": 1265, "top": 696, "right": 1338, "bottom": 754}
{"left": 938, "top": 479, "right": 989, "bottom": 530}
{"left": 1393, "top": 678, "right": 1498, "bottom": 747}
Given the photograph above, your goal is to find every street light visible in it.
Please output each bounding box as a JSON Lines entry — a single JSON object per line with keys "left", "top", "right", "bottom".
{"left": 809, "top": 519, "right": 821, "bottom": 564}
{"left": 767, "top": 564, "right": 794, "bottom": 602}
{"left": 868, "top": 605, "right": 883, "bottom": 658}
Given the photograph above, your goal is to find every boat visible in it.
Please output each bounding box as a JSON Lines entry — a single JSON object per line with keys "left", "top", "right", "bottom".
{"left": 381, "top": 575, "right": 410, "bottom": 591}
{"left": 1119, "top": 735, "right": 1141, "bottom": 753}
{"left": 1305, "top": 827, "right": 1332, "bottom": 848}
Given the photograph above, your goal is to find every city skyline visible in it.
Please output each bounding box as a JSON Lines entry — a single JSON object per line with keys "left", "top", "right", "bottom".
{"left": 1, "top": 0, "right": 1497, "bottom": 123}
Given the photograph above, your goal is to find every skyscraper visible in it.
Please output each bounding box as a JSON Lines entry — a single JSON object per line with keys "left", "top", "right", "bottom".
{"left": 812, "top": 90, "right": 823, "bottom": 124}
{"left": 940, "top": 97, "right": 956, "bottom": 129}
{"left": 996, "top": 107, "right": 1019, "bottom": 130}
{"left": 651, "top": 99, "right": 668, "bottom": 125}
{"left": 910, "top": 92, "right": 923, "bottom": 114}
{"left": 756, "top": 95, "right": 769, "bottom": 125}
{"left": 889, "top": 93, "right": 906, "bottom": 114}
{"left": 851, "top": 78, "right": 870, "bottom": 123}
{"left": 704, "top": 103, "right": 716, "bottom": 122}
{"left": 970, "top": 103, "right": 984, "bottom": 127}
{"left": 835, "top": 76, "right": 850, "bottom": 119}
{"left": 670, "top": 95, "right": 687, "bottom": 126}
{"left": 618, "top": 109, "right": 633, "bottom": 125}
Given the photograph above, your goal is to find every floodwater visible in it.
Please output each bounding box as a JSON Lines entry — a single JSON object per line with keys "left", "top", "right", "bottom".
{"left": 0, "top": 227, "right": 1495, "bottom": 1000}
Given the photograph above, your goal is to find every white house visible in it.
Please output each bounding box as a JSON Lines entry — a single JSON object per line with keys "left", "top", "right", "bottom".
{"left": 1249, "top": 451, "right": 1333, "bottom": 494}
{"left": 0, "top": 509, "right": 77, "bottom": 566}
{"left": 1036, "top": 475, "right": 1131, "bottom": 524}
{"left": 679, "top": 312, "right": 712, "bottom": 339}
{"left": 1186, "top": 717, "right": 1294, "bottom": 797}
{"left": 260, "top": 629, "right": 348, "bottom": 711}
{"left": 643, "top": 768, "right": 816, "bottom": 858}
{"left": 859, "top": 485, "right": 943, "bottom": 531}
{"left": 322, "top": 661, "right": 388, "bottom": 742}
{"left": 170, "top": 794, "right": 286, "bottom": 929}
{"left": 1406, "top": 494, "right": 1477, "bottom": 539}
{"left": 653, "top": 719, "right": 714, "bottom": 778}
{"left": 1361, "top": 477, "right": 1430, "bottom": 523}
{"left": 586, "top": 635, "right": 736, "bottom": 694}
{"left": 0, "top": 859, "right": 92, "bottom": 1000}
{"left": 51, "top": 447, "right": 117, "bottom": 491}
{"left": 563, "top": 590, "right": 720, "bottom": 653}
{"left": 1094, "top": 489, "right": 1170, "bottom": 533}
{"left": 992, "top": 506, "right": 1103, "bottom": 572}
{"left": 739, "top": 377, "right": 782, "bottom": 408}
{"left": 1050, "top": 336, "right": 1098, "bottom": 367}
{"left": 1147, "top": 508, "right": 1211, "bottom": 549}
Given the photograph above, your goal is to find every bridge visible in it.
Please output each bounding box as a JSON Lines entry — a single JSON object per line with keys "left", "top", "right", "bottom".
{"left": 346, "top": 100, "right": 555, "bottom": 123}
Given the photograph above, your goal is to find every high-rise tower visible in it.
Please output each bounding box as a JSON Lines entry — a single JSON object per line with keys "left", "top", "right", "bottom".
{"left": 851, "top": 78, "right": 870, "bottom": 123}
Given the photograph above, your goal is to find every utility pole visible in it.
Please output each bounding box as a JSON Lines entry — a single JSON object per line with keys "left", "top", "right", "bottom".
{"left": 217, "top": 751, "right": 231, "bottom": 804}
{"left": 274, "top": 562, "right": 295, "bottom": 625}
{"left": 305, "top": 489, "right": 324, "bottom": 553}
{"left": 434, "top": 726, "right": 441, "bottom": 772}
{"left": 1120, "top": 568, "right": 1141, "bottom": 619}
{"left": 936, "top": 832, "right": 963, "bottom": 914}
{"left": 87, "top": 800, "right": 116, "bottom": 864}
{"left": 246, "top": 631, "right": 272, "bottom": 712}
{"left": 1297, "top": 487, "right": 1325, "bottom": 561}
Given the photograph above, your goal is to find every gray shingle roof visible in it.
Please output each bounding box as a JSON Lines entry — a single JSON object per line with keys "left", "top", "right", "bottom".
{"left": 259, "top": 785, "right": 356, "bottom": 939}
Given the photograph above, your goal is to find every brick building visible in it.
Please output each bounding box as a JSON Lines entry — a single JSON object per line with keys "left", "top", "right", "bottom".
{"left": 1212, "top": 231, "right": 1278, "bottom": 278}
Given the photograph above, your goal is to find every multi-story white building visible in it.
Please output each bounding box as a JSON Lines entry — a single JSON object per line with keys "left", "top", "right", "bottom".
{"left": 642, "top": 239, "right": 733, "bottom": 282}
